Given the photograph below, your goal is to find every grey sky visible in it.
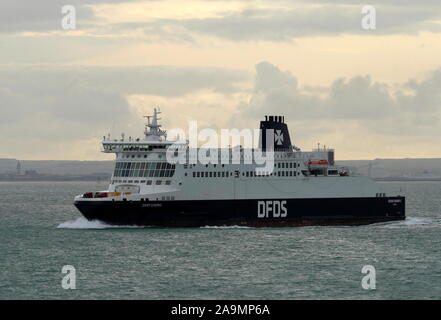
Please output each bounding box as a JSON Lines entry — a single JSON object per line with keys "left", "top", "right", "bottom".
{"left": 0, "top": 64, "right": 249, "bottom": 157}
{"left": 234, "top": 62, "right": 441, "bottom": 132}
{"left": 1, "top": 0, "right": 441, "bottom": 159}
{"left": 2, "top": 0, "right": 441, "bottom": 38}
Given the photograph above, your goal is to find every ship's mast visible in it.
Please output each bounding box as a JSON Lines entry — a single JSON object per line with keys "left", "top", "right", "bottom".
{"left": 144, "top": 108, "right": 167, "bottom": 141}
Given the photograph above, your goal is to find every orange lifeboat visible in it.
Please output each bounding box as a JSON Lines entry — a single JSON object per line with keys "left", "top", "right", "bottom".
{"left": 308, "top": 160, "right": 329, "bottom": 165}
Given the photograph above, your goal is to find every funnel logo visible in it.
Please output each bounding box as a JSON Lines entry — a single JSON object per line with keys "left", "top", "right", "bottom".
{"left": 275, "top": 130, "right": 284, "bottom": 145}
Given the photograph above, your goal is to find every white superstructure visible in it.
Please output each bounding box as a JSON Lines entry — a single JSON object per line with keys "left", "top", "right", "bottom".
{"left": 76, "top": 109, "right": 386, "bottom": 203}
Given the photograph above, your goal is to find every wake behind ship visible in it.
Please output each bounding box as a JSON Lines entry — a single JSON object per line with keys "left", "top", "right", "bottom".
{"left": 74, "top": 109, "right": 405, "bottom": 227}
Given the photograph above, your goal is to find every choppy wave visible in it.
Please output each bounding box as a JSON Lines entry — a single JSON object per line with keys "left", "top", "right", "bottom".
{"left": 57, "top": 217, "right": 140, "bottom": 229}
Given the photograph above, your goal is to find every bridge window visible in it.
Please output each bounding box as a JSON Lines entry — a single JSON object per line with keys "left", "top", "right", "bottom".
{"left": 113, "top": 161, "right": 176, "bottom": 178}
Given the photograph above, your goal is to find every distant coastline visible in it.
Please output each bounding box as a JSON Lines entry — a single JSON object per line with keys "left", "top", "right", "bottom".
{"left": 2, "top": 176, "right": 439, "bottom": 182}
{"left": 0, "top": 174, "right": 110, "bottom": 182}
{"left": 1, "top": 157, "right": 441, "bottom": 182}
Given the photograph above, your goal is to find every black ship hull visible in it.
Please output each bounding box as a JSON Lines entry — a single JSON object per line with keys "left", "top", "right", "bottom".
{"left": 74, "top": 196, "right": 405, "bottom": 227}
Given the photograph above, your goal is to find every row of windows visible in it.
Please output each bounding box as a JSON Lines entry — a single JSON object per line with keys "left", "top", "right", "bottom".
{"left": 120, "top": 154, "right": 164, "bottom": 159}
{"left": 111, "top": 179, "right": 171, "bottom": 185}
{"left": 104, "top": 144, "right": 167, "bottom": 151}
{"left": 113, "top": 160, "right": 300, "bottom": 170}
{"left": 115, "top": 162, "right": 175, "bottom": 170}
{"left": 192, "top": 171, "right": 232, "bottom": 178}
{"left": 277, "top": 162, "right": 299, "bottom": 169}
{"left": 185, "top": 162, "right": 300, "bottom": 169}
{"left": 113, "top": 162, "right": 176, "bottom": 178}
{"left": 114, "top": 169, "right": 175, "bottom": 178}
{"left": 190, "top": 170, "right": 299, "bottom": 178}
{"left": 275, "top": 171, "right": 297, "bottom": 177}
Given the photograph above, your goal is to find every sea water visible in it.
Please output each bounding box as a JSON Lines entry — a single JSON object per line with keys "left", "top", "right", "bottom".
{"left": 0, "top": 181, "right": 440, "bottom": 299}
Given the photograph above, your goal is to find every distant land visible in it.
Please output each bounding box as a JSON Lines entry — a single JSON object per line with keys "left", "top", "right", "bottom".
{"left": 338, "top": 158, "right": 441, "bottom": 180}
{"left": 0, "top": 157, "right": 441, "bottom": 181}
{"left": 0, "top": 158, "right": 112, "bottom": 181}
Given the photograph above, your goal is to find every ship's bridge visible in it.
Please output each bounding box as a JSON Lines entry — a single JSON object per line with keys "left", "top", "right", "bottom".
{"left": 102, "top": 140, "right": 184, "bottom": 153}
{"left": 102, "top": 108, "right": 187, "bottom": 153}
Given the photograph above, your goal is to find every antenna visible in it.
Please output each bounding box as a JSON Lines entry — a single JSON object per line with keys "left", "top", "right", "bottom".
{"left": 144, "top": 108, "right": 167, "bottom": 141}
{"left": 143, "top": 115, "right": 152, "bottom": 126}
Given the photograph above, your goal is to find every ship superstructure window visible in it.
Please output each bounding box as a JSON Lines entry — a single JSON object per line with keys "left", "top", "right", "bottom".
{"left": 193, "top": 171, "right": 232, "bottom": 178}
{"left": 113, "top": 162, "right": 175, "bottom": 177}
{"left": 310, "top": 168, "right": 325, "bottom": 176}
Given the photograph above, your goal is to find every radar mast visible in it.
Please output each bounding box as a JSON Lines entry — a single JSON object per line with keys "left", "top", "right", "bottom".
{"left": 144, "top": 108, "right": 167, "bottom": 141}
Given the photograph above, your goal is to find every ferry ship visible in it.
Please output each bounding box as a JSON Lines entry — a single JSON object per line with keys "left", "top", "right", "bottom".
{"left": 74, "top": 109, "right": 405, "bottom": 227}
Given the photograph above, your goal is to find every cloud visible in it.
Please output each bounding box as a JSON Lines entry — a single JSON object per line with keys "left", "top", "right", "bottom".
{"left": 0, "top": 0, "right": 143, "bottom": 33}
{"left": 0, "top": 64, "right": 249, "bottom": 159}
{"left": 178, "top": 5, "right": 441, "bottom": 41}
{"left": 1, "top": 61, "right": 440, "bottom": 159}
{"left": 226, "top": 61, "right": 441, "bottom": 158}
{"left": 232, "top": 61, "right": 441, "bottom": 137}
{"left": 109, "top": 1, "right": 441, "bottom": 42}
{"left": 3, "top": 0, "right": 441, "bottom": 40}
